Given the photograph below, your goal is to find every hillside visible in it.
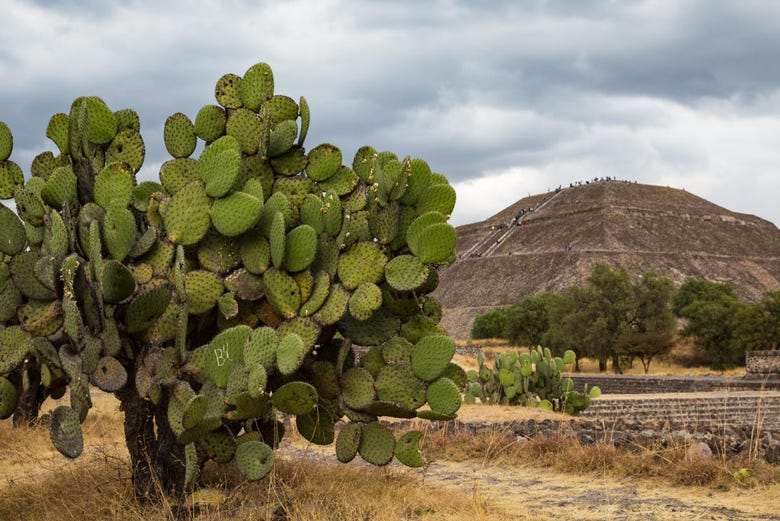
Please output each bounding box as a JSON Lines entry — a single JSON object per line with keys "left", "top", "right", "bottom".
{"left": 433, "top": 180, "right": 780, "bottom": 339}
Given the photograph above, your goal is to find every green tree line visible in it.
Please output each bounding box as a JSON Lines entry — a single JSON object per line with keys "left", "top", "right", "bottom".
{"left": 471, "top": 264, "right": 780, "bottom": 372}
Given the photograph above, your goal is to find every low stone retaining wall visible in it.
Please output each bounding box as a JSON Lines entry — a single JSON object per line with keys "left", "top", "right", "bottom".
{"left": 747, "top": 350, "right": 780, "bottom": 378}
{"left": 565, "top": 374, "right": 780, "bottom": 394}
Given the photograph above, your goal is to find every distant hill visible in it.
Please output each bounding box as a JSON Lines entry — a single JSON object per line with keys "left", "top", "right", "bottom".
{"left": 433, "top": 181, "right": 780, "bottom": 339}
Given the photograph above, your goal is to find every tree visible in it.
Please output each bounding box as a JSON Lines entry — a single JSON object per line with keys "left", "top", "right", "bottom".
{"left": 614, "top": 271, "right": 676, "bottom": 373}
{"left": 0, "top": 62, "right": 460, "bottom": 500}
{"left": 471, "top": 308, "right": 508, "bottom": 339}
{"left": 504, "top": 292, "right": 557, "bottom": 346}
{"left": 672, "top": 279, "right": 746, "bottom": 369}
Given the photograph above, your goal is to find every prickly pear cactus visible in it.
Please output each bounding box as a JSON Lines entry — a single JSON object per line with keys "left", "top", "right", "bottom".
{"left": 464, "top": 347, "right": 600, "bottom": 414}
{"left": 0, "top": 62, "right": 459, "bottom": 494}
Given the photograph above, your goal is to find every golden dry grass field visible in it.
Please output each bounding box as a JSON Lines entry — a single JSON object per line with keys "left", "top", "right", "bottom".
{"left": 1, "top": 355, "right": 779, "bottom": 520}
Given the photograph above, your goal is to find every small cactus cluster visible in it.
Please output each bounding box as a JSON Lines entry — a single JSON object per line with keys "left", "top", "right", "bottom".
{"left": 464, "top": 347, "right": 601, "bottom": 415}
{"left": 0, "top": 62, "right": 459, "bottom": 490}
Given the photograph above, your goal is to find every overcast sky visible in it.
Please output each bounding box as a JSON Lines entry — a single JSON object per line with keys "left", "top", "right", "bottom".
{"left": 2, "top": 0, "right": 780, "bottom": 227}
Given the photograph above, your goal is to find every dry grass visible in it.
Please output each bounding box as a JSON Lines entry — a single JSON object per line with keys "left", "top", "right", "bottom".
{"left": 419, "top": 423, "right": 780, "bottom": 489}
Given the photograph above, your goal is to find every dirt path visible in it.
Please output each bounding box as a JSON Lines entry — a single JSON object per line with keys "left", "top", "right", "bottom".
{"left": 279, "top": 442, "right": 780, "bottom": 521}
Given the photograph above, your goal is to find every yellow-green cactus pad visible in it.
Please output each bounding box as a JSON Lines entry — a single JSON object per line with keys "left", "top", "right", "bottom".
{"left": 283, "top": 224, "right": 317, "bottom": 273}
{"left": 114, "top": 108, "right": 140, "bottom": 132}
{"left": 340, "top": 367, "right": 375, "bottom": 410}
{"left": 311, "top": 282, "right": 349, "bottom": 326}
{"left": 46, "top": 113, "right": 69, "bottom": 154}
{"left": 91, "top": 356, "right": 128, "bottom": 392}
{"left": 160, "top": 158, "right": 198, "bottom": 195}
{"left": 358, "top": 422, "right": 395, "bottom": 466}
{"left": 215, "top": 73, "right": 243, "bottom": 109}
{"left": 240, "top": 62, "right": 274, "bottom": 111}
{"left": 269, "top": 145, "right": 308, "bottom": 176}
{"left": 234, "top": 440, "right": 273, "bottom": 481}
{"left": 164, "top": 112, "right": 197, "bottom": 159}
{"left": 337, "top": 241, "right": 388, "bottom": 290}
{"left": 164, "top": 180, "right": 211, "bottom": 245}
{"left": 194, "top": 104, "right": 227, "bottom": 142}
{"left": 185, "top": 270, "right": 224, "bottom": 314}
{"left": 14, "top": 185, "right": 45, "bottom": 226}
{"left": 126, "top": 282, "right": 173, "bottom": 333}
{"left": 411, "top": 334, "right": 456, "bottom": 382}
{"left": 101, "top": 260, "right": 136, "bottom": 303}
{"left": 425, "top": 377, "right": 461, "bottom": 416}
{"left": 271, "top": 380, "right": 317, "bottom": 415}
{"left": 335, "top": 422, "right": 361, "bottom": 463}
{"left": 0, "top": 377, "right": 17, "bottom": 420}
{"left": 263, "top": 268, "right": 300, "bottom": 319}
{"left": 268, "top": 119, "right": 297, "bottom": 157}
{"left": 416, "top": 183, "right": 456, "bottom": 218}
{"left": 0, "top": 160, "right": 24, "bottom": 199}
{"left": 276, "top": 333, "right": 305, "bottom": 375}
{"left": 384, "top": 255, "right": 429, "bottom": 292}
{"left": 348, "top": 282, "right": 382, "bottom": 321}
{"left": 105, "top": 129, "right": 145, "bottom": 173}
{"left": 0, "top": 204, "right": 26, "bottom": 255}
{"left": 394, "top": 430, "right": 425, "bottom": 468}
{"left": 103, "top": 205, "right": 137, "bottom": 260}
{"left": 83, "top": 96, "right": 118, "bottom": 145}
{"left": 41, "top": 165, "right": 77, "bottom": 209}
{"left": 0, "top": 122, "right": 12, "bottom": 161}
{"left": 306, "top": 143, "right": 342, "bottom": 182}
{"left": 374, "top": 363, "right": 426, "bottom": 409}
{"left": 210, "top": 191, "right": 263, "bottom": 237}
{"left": 226, "top": 108, "right": 263, "bottom": 155}
{"left": 199, "top": 136, "right": 241, "bottom": 198}
{"left": 197, "top": 231, "right": 240, "bottom": 274}
{"left": 239, "top": 234, "right": 271, "bottom": 274}
{"left": 244, "top": 326, "right": 278, "bottom": 372}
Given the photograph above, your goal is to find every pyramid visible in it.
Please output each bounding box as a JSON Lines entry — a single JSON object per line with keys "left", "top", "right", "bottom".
{"left": 433, "top": 180, "right": 780, "bottom": 339}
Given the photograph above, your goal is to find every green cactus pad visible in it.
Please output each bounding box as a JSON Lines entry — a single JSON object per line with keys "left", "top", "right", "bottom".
{"left": 126, "top": 282, "right": 172, "bottom": 333}
{"left": 340, "top": 310, "right": 400, "bottom": 346}
{"left": 276, "top": 333, "right": 305, "bottom": 375}
{"left": 101, "top": 260, "right": 136, "bottom": 303}
{"left": 263, "top": 268, "right": 300, "bottom": 319}
{"left": 164, "top": 112, "right": 197, "bottom": 158}
{"left": 50, "top": 405, "right": 83, "bottom": 458}
{"left": 105, "top": 129, "right": 145, "bottom": 173}
{"left": 14, "top": 185, "right": 45, "bottom": 227}
{"left": 114, "top": 108, "right": 140, "bottom": 132}
{"left": 214, "top": 73, "right": 243, "bottom": 109}
{"left": 234, "top": 440, "right": 273, "bottom": 481}
{"left": 259, "top": 191, "right": 292, "bottom": 237}
{"left": 398, "top": 158, "right": 432, "bottom": 206}
{"left": 240, "top": 62, "right": 274, "bottom": 111}
{"left": 271, "top": 380, "right": 317, "bottom": 415}
{"left": 317, "top": 166, "right": 358, "bottom": 197}
{"left": 91, "top": 356, "right": 128, "bottom": 392}
{"left": 276, "top": 317, "right": 320, "bottom": 354}
{"left": 305, "top": 143, "right": 342, "bottom": 182}
{"left": 0, "top": 204, "right": 26, "bottom": 255}
{"left": 185, "top": 270, "right": 223, "bottom": 314}
{"left": 0, "top": 282, "right": 22, "bottom": 322}
{"left": 164, "top": 180, "right": 211, "bottom": 245}
{"left": 297, "top": 95, "right": 310, "bottom": 146}
{"left": 358, "top": 347, "right": 384, "bottom": 378}
{"left": 337, "top": 241, "right": 388, "bottom": 290}
{"left": 198, "top": 136, "right": 241, "bottom": 198}
{"left": 300, "top": 272, "right": 330, "bottom": 317}
{"left": 11, "top": 250, "right": 55, "bottom": 300}
{"left": 416, "top": 410, "right": 456, "bottom": 421}
{"left": 359, "top": 401, "right": 415, "bottom": 418}
{"left": 425, "top": 377, "right": 461, "bottom": 416}
{"left": 416, "top": 183, "right": 456, "bottom": 218}
{"left": 199, "top": 427, "right": 237, "bottom": 464}
{"left": 269, "top": 145, "right": 308, "bottom": 176}
{"left": 246, "top": 365, "right": 268, "bottom": 399}
{"left": 194, "top": 104, "right": 227, "bottom": 142}
{"left": 29, "top": 151, "right": 63, "bottom": 181}
{"left": 236, "top": 234, "right": 270, "bottom": 276}
{"left": 82, "top": 96, "right": 118, "bottom": 145}
{"left": 299, "top": 194, "right": 324, "bottom": 234}
{"left": 394, "top": 430, "right": 425, "bottom": 468}
{"left": 0, "top": 326, "right": 33, "bottom": 373}
{"left": 0, "top": 122, "right": 12, "bottom": 161}
{"left": 226, "top": 108, "right": 263, "bottom": 155}
{"left": 312, "top": 282, "right": 349, "bottom": 325}
{"left": 269, "top": 210, "right": 286, "bottom": 269}
{"left": 211, "top": 191, "right": 263, "bottom": 237}
{"left": 348, "top": 282, "right": 382, "bottom": 321}
{"left": 381, "top": 336, "right": 414, "bottom": 364}
{"left": 198, "top": 325, "right": 250, "bottom": 388}
{"left": 384, "top": 255, "right": 429, "bottom": 292}
{"left": 309, "top": 361, "right": 340, "bottom": 399}
{"left": 131, "top": 181, "right": 163, "bottom": 213}
{"left": 41, "top": 165, "right": 77, "bottom": 209}
{"left": 358, "top": 422, "right": 395, "bottom": 466}
{"left": 0, "top": 377, "right": 17, "bottom": 420}
{"left": 244, "top": 326, "right": 278, "bottom": 372}
{"left": 374, "top": 363, "right": 426, "bottom": 409}
{"left": 335, "top": 422, "right": 361, "bottom": 463}
{"left": 195, "top": 231, "right": 238, "bottom": 274}
{"left": 32, "top": 255, "right": 60, "bottom": 294}
{"left": 411, "top": 334, "right": 456, "bottom": 382}
{"left": 296, "top": 406, "right": 336, "bottom": 445}
{"left": 351, "top": 145, "right": 376, "bottom": 183}
{"left": 103, "top": 205, "right": 136, "bottom": 260}
{"left": 341, "top": 367, "right": 375, "bottom": 410}
{"left": 265, "top": 95, "right": 298, "bottom": 123}
{"left": 408, "top": 222, "right": 456, "bottom": 265}
{"left": 268, "top": 119, "right": 298, "bottom": 157}
{"left": 159, "top": 158, "right": 198, "bottom": 195}
{"left": 283, "top": 224, "right": 317, "bottom": 273}
{"left": 322, "top": 192, "right": 343, "bottom": 237}
{"left": 217, "top": 291, "right": 239, "bottom": 319}
{"left": 0, "top": 160, "right": 24, "bottom": 199}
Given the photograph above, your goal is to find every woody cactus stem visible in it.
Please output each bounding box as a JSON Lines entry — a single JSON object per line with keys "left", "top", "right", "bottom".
{"left": 0, "top": 61, "right": 460, "bottom": 499}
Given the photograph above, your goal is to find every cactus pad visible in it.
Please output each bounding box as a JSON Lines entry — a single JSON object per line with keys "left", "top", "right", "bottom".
{"left": 41, "top": 165, "right": 77, "bottom": 209}
{"left": 164, "top": 112, "right": 197, "bottom": 158}
{"left": 240, "top": 62, "right": 274, "bottom": 111}
{"left": 239, "top": 234, "right": 271, "bottom": 274}
{"left": 411, "top": 334, "right": 456, "bottom": 382}
{"left": 0, "top": 160, "right": 24, "bottom": 199}
{"left": 384, "top": 255, "right": 429, "bottom": 292}
{"left": 335, "top": 422, "right": 361, "bottom": 463}
{"left": 312, "top": 282, "right": 349, "bottom": 325}
{"left": 374, "top": 363, "right": 426, "bottom": 409}
{"left": 282, "top": 224, "right": 317, "bottom": 273}
{"left": 50, "top": 405, "right": 83, "bottom": 458}
{"left": 416, "top": 183, "right": 456, "bottom": 217}
{"left": 198, "top": 427, "right": 237, "bottom": 464}
{"left": 358, "top": 422, "right": 395, "bottom": 466}
{"left": 0, "top": 204, "right": 27, "bottom": 255}
{"left": 194, "top": 105, "right": 227, "bottom": 142}
{"left": 337, "top": 241, "right": 388, "bottom": 290}
{"left": 164, "top": 180, "right": 211, "bottom": 245}
{"left": 263, "top": 268, "right": 300, "bottom": 319}
{"left": 215, "top": 73, "right": 243, "bottom": 109}
{"left": 305, "top": 143, "right": 342, "bottom": 182}
{"left": 348, "top": 282, "right": 382, "bottom": 321}
{"left": 425, "top": 377, "right": 461, "bottom": 416}
{"left": 271, "top": 381, "right": 317, "bottom": 415}
{"left": 0, "top": 122, "right": 12, "bottom": 161}
{"left": 408, "top": 221, "right": 456, "bottom": 265}
{"left": 276, "top": 333, "right": 305, "bottom": 375}
{"left": 105, "top": 129, "right": 145, "bottom": 173}
{"left": 226, "top": 108, "right": 263, "bottom": 155}
{"left": 0, "top": 377, "right": 17, "bottom": 420}
{"left": 103, "top": 206, "right": 136, "bottom": 260}
{"left": 341, "top": 367, "right": 375, "bottom": 410}
{"left": 244, "top": 326, "right": 278, "bottom": 371}
{"left": 394, "top": 430, "right": 425, "bottom": 468}
{"left": 91, "top": 356, "right": 128, "bottom": 392}
{"left": 126, "top": 282, "right": 172, "bottom": 333}
{"left": 185, "top": 270, "right": 223, "bottom": 314}
{"left": 234, "top": 440, "right": 273, "bottom": 481}
{"left": 210, "top": 191, "right": 263, "bottom": 237}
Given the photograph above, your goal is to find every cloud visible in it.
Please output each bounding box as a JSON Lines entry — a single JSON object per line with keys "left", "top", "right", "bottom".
{"left": 2, "top": 0, "right": 779, "bottom": 229}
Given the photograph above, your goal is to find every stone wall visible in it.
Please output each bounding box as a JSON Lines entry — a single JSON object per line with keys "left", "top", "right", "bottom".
{"left": 565, "top": 374, "right": 780, "bottom": 394}
{"left": 747, "top": 350, "right": 780, "bottom": 377}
